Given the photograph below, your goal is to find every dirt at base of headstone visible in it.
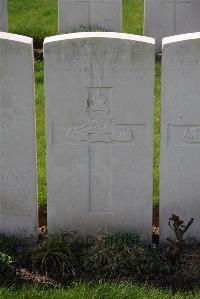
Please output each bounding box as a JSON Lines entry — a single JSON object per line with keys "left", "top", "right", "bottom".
{"left": 38, "top": 212, "right": 47, "bottom": 227}
{"left": 34, "top": 49, "right": 43, "bottom": 60}
{"left": 33, "top": 38, "right": 43, "bottom": 49}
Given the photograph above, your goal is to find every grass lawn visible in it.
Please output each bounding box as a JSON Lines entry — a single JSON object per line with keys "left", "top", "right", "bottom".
{"left": 1, "top": 283, "right": 200, "bottom": 299}
{"left": 9, "top": 0, "right": 161, "bottom": 213}
{"left": 8, "top": 0, "right": 58, "bottom": 39}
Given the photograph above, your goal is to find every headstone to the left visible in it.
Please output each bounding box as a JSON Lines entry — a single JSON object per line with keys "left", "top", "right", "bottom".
{"left": 0, "top": 33, "right": 38, "bottom": 238}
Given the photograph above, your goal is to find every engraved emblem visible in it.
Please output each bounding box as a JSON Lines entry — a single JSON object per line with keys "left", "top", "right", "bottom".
{"left": 183, "top": 127, "right": 200, "bottom": 143}
{"left": 67, "top": 88, "right": 133, "bottom": 143}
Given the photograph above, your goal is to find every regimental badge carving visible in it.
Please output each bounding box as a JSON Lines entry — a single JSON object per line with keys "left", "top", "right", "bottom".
{"left": 67, "top": 88, "right": 133, "bottom": 143}
{"left": 183, "top": 127, "right": 200, "bottom": 143}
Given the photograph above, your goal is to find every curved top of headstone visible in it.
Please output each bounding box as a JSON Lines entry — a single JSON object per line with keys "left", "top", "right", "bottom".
{"left": 162, "top": 32, "right": 200, "bottom": 49}
{"left": 0, "top": 32, "right": 32, "bottom": 44}
{"left": 44, "top": 32, "right": 155, "bottom": 45}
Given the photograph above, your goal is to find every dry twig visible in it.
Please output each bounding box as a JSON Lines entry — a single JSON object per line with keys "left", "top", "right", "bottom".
{"left": 166, "top": 214, "right": 194, "bottom": 257}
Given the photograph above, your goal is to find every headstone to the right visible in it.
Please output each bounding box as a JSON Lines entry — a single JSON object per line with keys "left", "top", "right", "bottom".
{"left": 44, "top": 32, "right": 155, "bottom": 239}
{"left": 0, "top": 32, "right": 37, "bottom": 238}
{"left": 58, "top": 0, "right": 122, "bottom": 33}
{"left": 160, "top": 33, "right": 200, "bottom": 243}
{"left": 144, "top": 0, "right": 200, "bottom": 53}
{"left": 0, "top": 0, "right": 8, "bottom": 32}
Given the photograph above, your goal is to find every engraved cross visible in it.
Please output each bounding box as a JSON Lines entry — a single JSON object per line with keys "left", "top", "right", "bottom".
{"left": 52, "top": 87, "right": 146, "bottom": 214}
{"left": 67, "top": 87, "right": 133, "bottom": 213}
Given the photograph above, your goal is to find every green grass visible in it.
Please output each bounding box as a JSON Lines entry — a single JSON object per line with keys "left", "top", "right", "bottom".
{"left": 35, "top": 61, "right": 46, "bottom": 213}
{"left": 8, "top": 0, "right": 161, "bottom": 212}
{"left": 8, "top": 0, "right": 57, "bottom": 39}
{"left": 154, "top": 62, "right": 161, "bottom": 206}
{"left": 123, "top": 0, "right": 144, "bottom": 35}
{"left": 0, "top": 283, "right": 200, "bottom": 299}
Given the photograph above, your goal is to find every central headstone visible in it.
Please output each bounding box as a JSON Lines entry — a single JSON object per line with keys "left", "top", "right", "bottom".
{"left": 144, "top": 0, "right": 200, "bottom": 53}
{"left": 0, "top": 0, "right": 8, "bottom": 32}
{"left": 44, "top": 32, "right": 155, "bottom": 239}
{"left": 58, "top": 0, "right": 122, "bottom": 33}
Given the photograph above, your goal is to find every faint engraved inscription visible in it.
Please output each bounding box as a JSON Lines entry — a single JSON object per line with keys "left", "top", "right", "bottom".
{"left": 167, "top": 125, "right": 200, "bottom": 146}
{"left": 64, "top": 45, "right": 143, "bottom": 82}
{"left": 0, "top": 170, "right": 25, "bottom": 187}
{"left": 67, "top": 88, "right": 133, "bottom": 143}
{"left": 0, "top": 108, "right": 24, "bottom": 128}
{"left": 183, "top": 127, "right": 200, "bottom": 143}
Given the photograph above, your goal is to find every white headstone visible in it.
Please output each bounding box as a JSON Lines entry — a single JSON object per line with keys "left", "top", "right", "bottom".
{"left": 0, "top": 0, "right": 8, "bottom": 32}
{"left": 144, "top": 0, "right": 200, "bottom": 53}
{"left": 160, "top": 33, "right": 200, "bottom": 243}
{"left": 58, "top": 0, "right": 122, "bottom": 33}
{"left": 44, "top": 32, "right": 155, "bottom": 239}
{"left": 0, "top": 33, "right": 37, "bottom": 237}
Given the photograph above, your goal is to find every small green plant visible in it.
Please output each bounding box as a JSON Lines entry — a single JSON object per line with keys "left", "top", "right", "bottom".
{"left": 0, "top": 252, "right": 15, "bottom": 280}
{"left": 84, "top": 231, "right": 171, "bottom": 279}
{"left": 0, "top": 235, "right": 30, "bottom": 268}
{"left": 31, "top": 232, "right": 82, "bottom": 278}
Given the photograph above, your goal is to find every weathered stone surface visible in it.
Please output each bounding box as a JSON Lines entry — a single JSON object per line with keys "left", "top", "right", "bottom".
{"left": 144, "top": 0, "right": 200, "bottom": 53}
{"left": 0, "top": 0, "right": 8, "bottom": 32}
{"left": 160, "top": 33, "right": 200, "bottom": 243}
{"left": 0, "top": 33, "right": 37, "bottom": 237}
{"left": 58, "top": 0, "right": 122, "bottom": 33}
{"left": 44, "top": 32, "right": 155, "bottom": 239}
